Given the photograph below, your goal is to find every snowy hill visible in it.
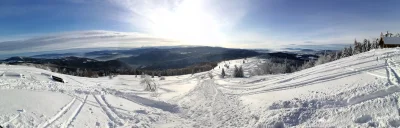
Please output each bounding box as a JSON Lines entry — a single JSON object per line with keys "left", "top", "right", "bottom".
{"left": 1, "top": 48, "right": 400, "bottom": 127}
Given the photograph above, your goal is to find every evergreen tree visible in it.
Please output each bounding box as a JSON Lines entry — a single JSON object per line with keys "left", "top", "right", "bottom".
{"left": 353, "top": 39, "right": 360, "bottom": 54}
{"left": 341, "top": 47, "right": 348, "bottom": 58}
{"left": 233, "top": 65, "right": 244, "bottom": 77}
{"left": 348, "top": 46, "right": 353, "bottom": 56}
{"left": 239, "top": 66, "right": 244, "bottom": 77}
{"left": 334, "top": 52, "right": 340, "bottom": 60}
{"left": 367, "top": 40, "right": 372, "bottom": 51}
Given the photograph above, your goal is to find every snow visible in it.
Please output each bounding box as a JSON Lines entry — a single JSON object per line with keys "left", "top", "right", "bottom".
{"left": 3, "top": 48, "right": 400, "bottom": 127}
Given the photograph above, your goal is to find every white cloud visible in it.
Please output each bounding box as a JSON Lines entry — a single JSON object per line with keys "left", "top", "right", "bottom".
{"left": 0, "top": 30, "right": 181, "bottom": 55}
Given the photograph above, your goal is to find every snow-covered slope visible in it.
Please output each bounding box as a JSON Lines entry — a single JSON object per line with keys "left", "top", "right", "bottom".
{"left": 1, "top": 48, "right": 400, "bottom": 127}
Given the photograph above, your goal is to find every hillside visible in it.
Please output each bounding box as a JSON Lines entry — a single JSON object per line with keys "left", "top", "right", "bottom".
{"left": 1, "top": 48, "right": 400, "bottom": 127}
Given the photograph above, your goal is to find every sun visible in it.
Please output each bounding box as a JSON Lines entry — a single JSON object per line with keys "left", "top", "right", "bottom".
{"left": 146, "top": 0, "right": 226, "bottom": 46}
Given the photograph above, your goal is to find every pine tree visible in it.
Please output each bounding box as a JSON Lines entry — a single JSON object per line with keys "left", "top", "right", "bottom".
{"left": 341, "top": 47, "right": 348, "bottom": 58}
{"left": 348, "top": 46, "right": 353, "bottom": 56}
{"left": 354, "top": 39, "right": 360, "bottom": 54}
{"left": 334, "top": 52, "right": 339, "bottom": 60}
{"left": 239, "top": 66, "right": 244, "bottom": 77}
{"left": 367, "top": 40, "right": 372, "bottom": 51}
{"left": 234, "top": 65, "right": 244, "bottom": 77}
{"left": 362, "top": 39, "right": 368, "bottom": 52}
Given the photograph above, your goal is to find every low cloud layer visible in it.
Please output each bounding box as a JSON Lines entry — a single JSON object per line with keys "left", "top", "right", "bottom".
{"left": 0, "top": 30, "right": 180, "bottom": 55}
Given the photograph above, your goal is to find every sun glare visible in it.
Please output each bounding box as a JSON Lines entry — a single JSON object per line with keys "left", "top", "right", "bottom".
{"left": 147, "top": 0, "right": 226, "bottom": 46}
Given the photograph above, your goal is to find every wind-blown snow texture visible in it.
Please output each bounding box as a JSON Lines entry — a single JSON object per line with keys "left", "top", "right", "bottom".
{"left": 2, "top": 48, "right": 400, "bottom": 127}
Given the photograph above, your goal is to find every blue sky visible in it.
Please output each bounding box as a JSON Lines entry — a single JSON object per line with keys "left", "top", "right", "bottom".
{"left": 0, "top": 0, "right": 400, "bottom": 56}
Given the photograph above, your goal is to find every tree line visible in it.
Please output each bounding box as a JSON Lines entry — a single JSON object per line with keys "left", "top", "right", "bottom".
{"left": 250, "top": 32, "right": 390, "bottom": 76}
{"left": 19, "top": 62, "right": 218, "bottom": 78}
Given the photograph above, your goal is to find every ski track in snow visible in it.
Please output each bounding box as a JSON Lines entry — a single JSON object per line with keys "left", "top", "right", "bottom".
{"left": 1, "top": 113, "right": 20, "bottom": 127}
{"left": 387, "top": 59, "right": 400, "bottom": 84}
{"left": 100, "top": 95, "right": 126, "bottom": 120}
{"left": 92, "top": 94, "right": 125, "bottom": 127}
{"left": 38, "top": 97, "right": 76, "bottom": 128}
{"left": 209, "top": 81, "right": 219, "bottom": 126}
{"left": 346, "top": 67, "right": 387, "bottom": 79}
{"left": 62, "top": 95, "right": 88, "bottom": 128}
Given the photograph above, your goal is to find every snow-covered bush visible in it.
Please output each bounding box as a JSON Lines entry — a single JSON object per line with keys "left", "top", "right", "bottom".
{"left": 224, "top": 64, "right": 230, "bottom": 69}
{"left": 141, "top": 75, "right": 157, "bottom": 92}
{"left": 160, "top": 76, "right": 166, "bottom": 80}
{"left": 140, "top": 72, "right": 146, "bottom": 78}
{"left": 208, "top": 72, "right": 214, "bottom": 79}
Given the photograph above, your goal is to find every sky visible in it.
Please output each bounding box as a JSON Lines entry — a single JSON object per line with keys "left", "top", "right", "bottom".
{"left": 0, "top": 0, "right": 400, "bottom": 56}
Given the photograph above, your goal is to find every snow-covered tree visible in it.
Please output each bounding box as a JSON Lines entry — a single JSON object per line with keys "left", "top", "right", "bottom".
{"left": 141, "top": 75, "right": 157, "bottom": 92}
{"left": 300, "top": 60, "right": 315, "bottom": 70}
{"left": 367, "top": 40, "right": 372, "bottom": 51}
{"left": 348, "top": 46, "right": 353, "bottom": 56}
{"left": 234, "top": 65, "right": 244, "bottom": 77}
{"left": 333, "top": 52, "right": 340, "bottom": 60}
{"left": 208, "top": 72, "right": 214, "bottom": 79}
{"left": 341, "top": 48, "right": 348, "bottom": 58}
{"left": 353, "top": 39, "right": 361, "bottom": 54}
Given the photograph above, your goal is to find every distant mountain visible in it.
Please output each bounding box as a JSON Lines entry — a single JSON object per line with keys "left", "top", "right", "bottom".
{"left": 118, "top": 47, "right": 260, "bottom": 70}
{"left": 1, "top": 46, "right": 261, "bottom": 75}
{"left": 284, "top": 48, "right": 315, "bottom": 52}
{"left": 3, "top": 56, "right": 39, "bottom": 62}
{"left": 3, "top": 56, "right": 130, "bottom": 72}
{"left": 30, "top": 53, "right": 80, "bottom": 59}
